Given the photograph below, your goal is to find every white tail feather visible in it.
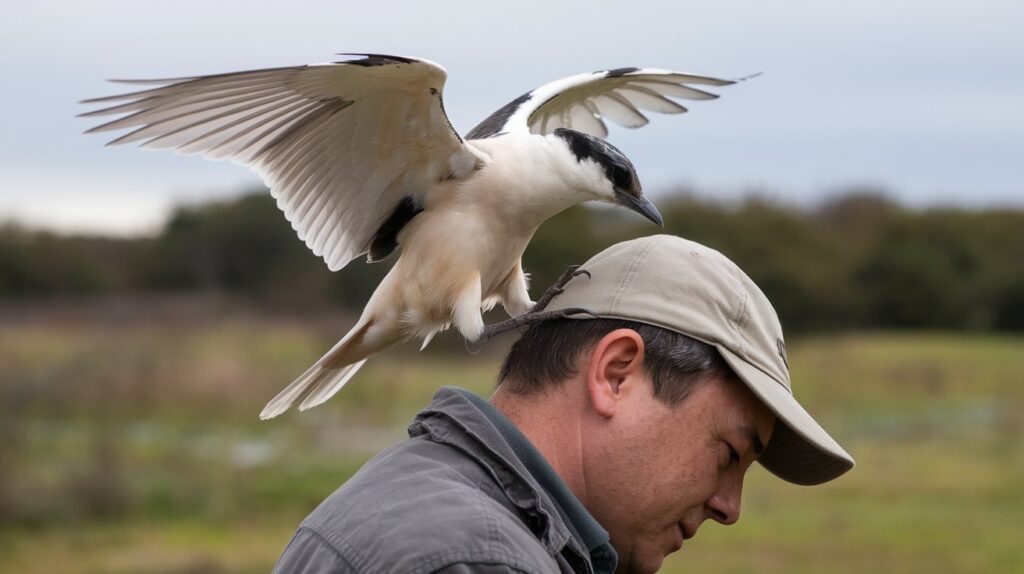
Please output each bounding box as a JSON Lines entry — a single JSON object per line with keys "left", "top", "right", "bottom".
{"left": 259, "top": 320, "right": 370, "bottom": 419}
{"left": 296, "top": 359, "right": 369, "bottom": 412}
{"left": 419, "top": 330, "right": 438, "bottom": 351}
{"left": 259, "top": 368, "right": 320, "bottom": 420}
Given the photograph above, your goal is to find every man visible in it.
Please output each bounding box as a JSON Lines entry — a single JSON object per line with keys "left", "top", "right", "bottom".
{"left": 273, "top": 235, "right": 855, "bottom": 574}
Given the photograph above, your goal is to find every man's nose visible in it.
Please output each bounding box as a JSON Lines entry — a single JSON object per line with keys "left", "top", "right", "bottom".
{"left": 706, "top": 475, "right": 743, "bottom": 525}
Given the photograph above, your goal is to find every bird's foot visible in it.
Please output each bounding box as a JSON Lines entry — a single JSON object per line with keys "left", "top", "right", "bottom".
{"left": 472, "top": 264, "right": 594, "bottom": 345}
{"left": 531, "top": 265, "right": 591, "bottom": 313}
{"left": 478, "top": 307, "right": 599, "bottom": 343}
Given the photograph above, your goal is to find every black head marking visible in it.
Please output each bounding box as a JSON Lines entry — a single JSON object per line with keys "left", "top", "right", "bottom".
{"left": 603, "top": 66, "right": 640, "bottom": 78}
{"left": 553, "top": 128, "right": 640, "bottom": 195}
{"left": 466, "top": 90, "right": 533, "bottom": 140}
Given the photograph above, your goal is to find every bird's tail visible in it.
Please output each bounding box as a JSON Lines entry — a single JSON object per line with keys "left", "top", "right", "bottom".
{"left": 259, "top": 321, "right": 373, "bottom": 420}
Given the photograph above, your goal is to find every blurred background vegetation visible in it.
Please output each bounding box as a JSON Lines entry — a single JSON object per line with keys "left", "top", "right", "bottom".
{"left": 1, "top": 188, "right": 1022, "bottom": 573}
{"left": 4, "top": 188, "right": 1023, "bottom": 332}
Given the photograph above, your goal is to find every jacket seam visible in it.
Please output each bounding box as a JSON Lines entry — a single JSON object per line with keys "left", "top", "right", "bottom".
{"left": 294, "top": 526, "right": 361, "bottom": 571}
{"left": 411, "top": 548, "right": 540, "bottom": 574}
{"left": 435, "top": 562, "right": 532, "bottom": 574}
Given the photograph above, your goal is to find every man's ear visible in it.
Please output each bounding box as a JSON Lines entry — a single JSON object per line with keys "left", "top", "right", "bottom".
{"left": 584, "top": 329, "right": 647, "bottom": 418}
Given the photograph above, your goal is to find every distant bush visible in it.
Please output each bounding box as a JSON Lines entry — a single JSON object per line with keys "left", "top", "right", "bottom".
{"left": 0, "top": 224, "right": 149, "bottom": 296}
{"left": 1, "top": 188, "right": 1022, "bottom": 332}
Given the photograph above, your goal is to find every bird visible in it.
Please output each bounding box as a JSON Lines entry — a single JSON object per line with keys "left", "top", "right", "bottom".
{"left": 80, "top": 53, "right": 744, "bottom": 419}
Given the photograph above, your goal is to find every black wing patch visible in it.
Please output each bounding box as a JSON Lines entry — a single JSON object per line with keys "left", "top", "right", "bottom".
{"left": 337, "top": 53, "right": 417, "bottom": 67}
{"left": 367, "top": 196, "right": 424, "bottom": 262}
{"left": 466, "top": 91, "right": 533, "bottom": 140}
{"left": 603, "top": 67, "right": 639, "bottom": 78}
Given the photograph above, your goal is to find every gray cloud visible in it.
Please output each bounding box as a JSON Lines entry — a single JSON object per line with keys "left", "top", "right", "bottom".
{"left": 2, "top": 0, "right": 1021, "bottom": 233}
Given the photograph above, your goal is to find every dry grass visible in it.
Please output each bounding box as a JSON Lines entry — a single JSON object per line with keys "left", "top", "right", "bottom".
{"left": 1, "top": 303, "right": 1021, "bottom": 573}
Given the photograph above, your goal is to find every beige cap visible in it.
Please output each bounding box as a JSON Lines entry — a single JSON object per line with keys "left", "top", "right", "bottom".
{"left": 540, "top": 235, "right": 854, "bottom": 485}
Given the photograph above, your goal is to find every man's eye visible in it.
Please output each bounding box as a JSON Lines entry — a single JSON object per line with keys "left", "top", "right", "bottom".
{"left": 720, "top": 443, "right": 739, "bottom": 469}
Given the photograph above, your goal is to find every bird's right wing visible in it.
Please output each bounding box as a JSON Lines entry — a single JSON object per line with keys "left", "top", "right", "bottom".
{"left": 466, "top": 67, "right": 741, "bottom": 140}
{"left": 81, "top": 54, "right": 482, "bottom": 270}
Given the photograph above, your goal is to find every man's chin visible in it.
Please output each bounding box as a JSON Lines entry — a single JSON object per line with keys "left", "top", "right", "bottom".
{"left": 634, "top": 555, "right": 666, "bottom": 574}
{"left": 618, "top": 547, "right": 669, "bottom": 574}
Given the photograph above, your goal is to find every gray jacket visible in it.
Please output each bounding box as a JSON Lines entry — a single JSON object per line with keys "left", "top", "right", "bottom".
{"left": 272, "top": 387, "right": 617, "bottom": 574}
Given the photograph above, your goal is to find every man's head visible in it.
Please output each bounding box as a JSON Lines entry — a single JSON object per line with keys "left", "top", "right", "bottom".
{"left": 490, "top": 235, "right": 854, "bottom": 573}
{"left": 497, "top": 319, "right": 775, "bottom": 572}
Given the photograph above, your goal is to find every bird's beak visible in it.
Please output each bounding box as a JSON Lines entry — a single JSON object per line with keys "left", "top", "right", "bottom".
{"left": 616, "top": 191, "right": 664, "bottom": 227}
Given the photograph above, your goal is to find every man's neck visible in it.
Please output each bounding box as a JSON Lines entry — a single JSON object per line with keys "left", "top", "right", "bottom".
{"left": 490, "top": 384, "right": 589, "bottom": 507}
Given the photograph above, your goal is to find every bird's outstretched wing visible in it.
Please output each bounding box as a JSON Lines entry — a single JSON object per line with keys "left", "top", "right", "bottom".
{"left": 467, "top": 67, "right": 741, "bottom": 140}
{"left": 81, "top": 54, "right": 481, "bottom": 271}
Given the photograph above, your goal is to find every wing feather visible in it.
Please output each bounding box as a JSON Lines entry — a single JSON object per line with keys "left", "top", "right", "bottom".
{"left": 130, "top": 93, "right": 304, "bottom": 147}
{"left": 180, "top": 98, "right": 314, "bottom": 156}
{"left": 580, "top": 100, "right": 610, "bottom": 139}
{"left": 81, "top": 55, "right": 481, "bottom": 271}
{"left": 569, "top": 103, "right": 607, "bottom": 139}
{"left": 468, "top": 67, "right": 744, "bottom": 140}
{"left": 592, "top": 93, "right": 649, "bottom": 128}
{"left": 619, "top": 85, "right": 688, "bottom": 114}
{"left": 633, "top": 80, "right": 719, "bottom": 100}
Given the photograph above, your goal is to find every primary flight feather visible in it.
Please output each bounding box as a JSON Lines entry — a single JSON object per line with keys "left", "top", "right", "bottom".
{"left": 81, "top": 53, "right": 742, "bottom": 419}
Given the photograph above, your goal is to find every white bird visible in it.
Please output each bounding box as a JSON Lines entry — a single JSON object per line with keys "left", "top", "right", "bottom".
{"left": 81, "top": 53, "right": 742, "bottom": 419}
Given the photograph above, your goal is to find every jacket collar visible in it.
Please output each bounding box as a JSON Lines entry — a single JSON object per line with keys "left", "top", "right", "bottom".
{"left": 409, "top": 386, "right": 617, "bottom": 574}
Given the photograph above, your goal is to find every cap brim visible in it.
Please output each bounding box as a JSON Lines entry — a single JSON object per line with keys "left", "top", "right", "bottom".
{"left": 717, "top": 346, "right": 854, "bottom": 486}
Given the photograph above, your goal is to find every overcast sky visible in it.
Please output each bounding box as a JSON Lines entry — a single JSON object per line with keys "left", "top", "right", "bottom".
{"left": 1, "top": 0, "right": 1021, "bottom": 235}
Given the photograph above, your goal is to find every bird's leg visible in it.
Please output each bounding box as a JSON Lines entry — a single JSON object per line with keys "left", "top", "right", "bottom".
{"left": 500, "top": 261, "right": 534, "bottom": 317}
{"left": 478, "top": 264, "right": 594, "bottom": 343}
{"left": 453, "top": 274, "right": 485, "bottom": 341}
{"left": 477, "top": 307, "right": 599, "bottom": 342}
{"left": 531, "top": 265, "right": 591, "bottom": 313}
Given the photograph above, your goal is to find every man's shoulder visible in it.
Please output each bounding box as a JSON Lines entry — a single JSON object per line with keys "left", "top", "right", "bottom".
{"left": 281, "top": 436, "right": 559, "bottom": 573}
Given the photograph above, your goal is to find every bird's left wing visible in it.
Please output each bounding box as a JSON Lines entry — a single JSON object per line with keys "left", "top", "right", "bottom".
{"left": 467, "top": 67, "right": 741, "bottom": 140}
{"left": 81, "top": 54, "right": 482, "bottom": 271}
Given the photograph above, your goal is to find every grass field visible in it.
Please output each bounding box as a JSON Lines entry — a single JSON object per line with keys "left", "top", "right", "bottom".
{"left": 1, "top": 303, "right": 1021, "bottom": 573}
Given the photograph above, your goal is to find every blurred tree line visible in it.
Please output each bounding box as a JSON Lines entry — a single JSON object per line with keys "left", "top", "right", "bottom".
{"left": 2, "top": 188, "right": 1022, "bottom": 332}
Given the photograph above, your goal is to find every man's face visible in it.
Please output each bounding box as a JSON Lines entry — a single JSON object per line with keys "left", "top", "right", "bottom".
{"left": 583, "top": 375, "right": 775, "bottom": 574}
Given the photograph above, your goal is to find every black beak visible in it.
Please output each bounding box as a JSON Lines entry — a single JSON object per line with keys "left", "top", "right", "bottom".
{"left": 616, "top": 191, "right": 664, "bottom": 227}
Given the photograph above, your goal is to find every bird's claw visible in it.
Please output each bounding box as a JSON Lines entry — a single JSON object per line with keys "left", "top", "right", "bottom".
{"left": 464, "top": 337, "right": 483, "bottom": 355}
{"left": 475, "top": 264, "right": 593, "bottom": 344}
{"left": 477, "top": 307, "right": 599, "bottom": 343}
{"left": 531, "top": 264, "right": 590, "bottom": 313}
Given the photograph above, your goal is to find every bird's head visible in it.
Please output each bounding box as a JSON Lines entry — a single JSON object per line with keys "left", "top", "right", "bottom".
{"left": 552, "top": 128, "right": 663, "bottom": 226}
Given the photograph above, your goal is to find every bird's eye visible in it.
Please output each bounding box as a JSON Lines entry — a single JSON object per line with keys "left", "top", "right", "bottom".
{"left": 612, "top": 165, "right": 631, "bottom": 189}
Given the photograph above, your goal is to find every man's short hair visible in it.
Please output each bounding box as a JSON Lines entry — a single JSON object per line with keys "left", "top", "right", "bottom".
{"left": 498, "top": 318, "right": 736, "bottom": 406}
